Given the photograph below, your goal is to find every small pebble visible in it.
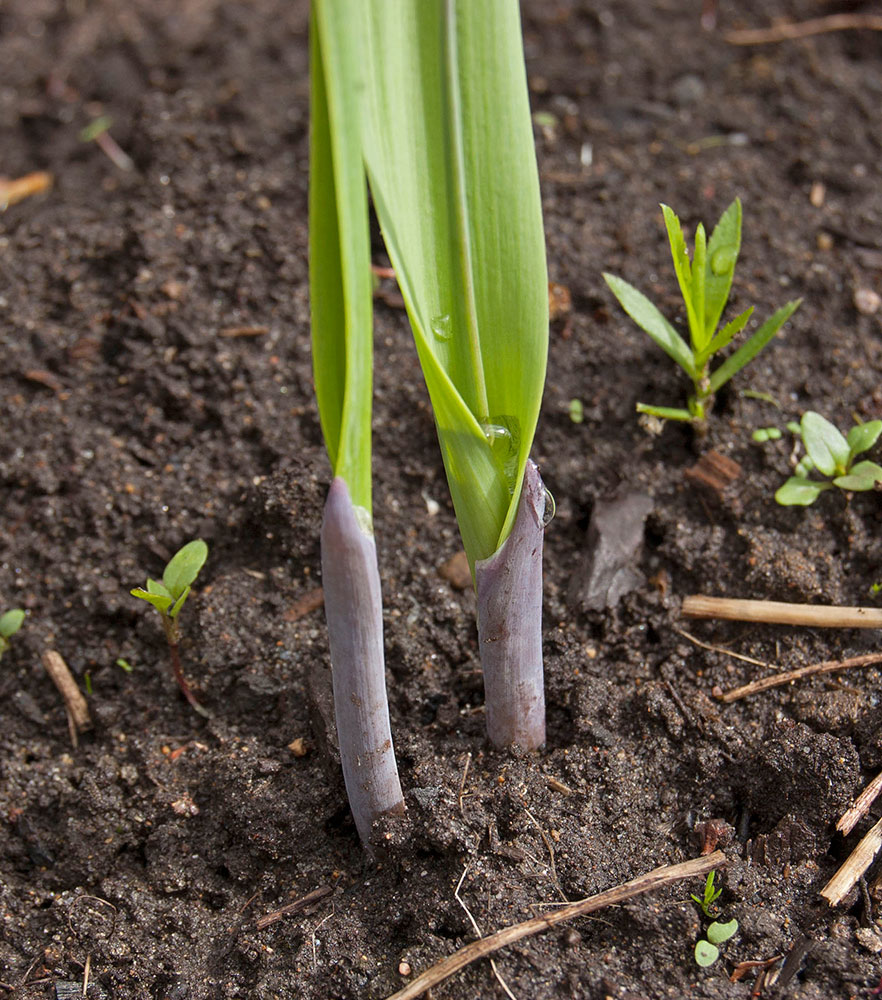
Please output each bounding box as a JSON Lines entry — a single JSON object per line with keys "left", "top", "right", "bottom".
{"left": 854, "top": 287, "right": 881, "bottom": 315}
{"left": 809, "top": 181, "right": 825, "bottom": 207}
{"left": 398, "top": 961, "right": 412, "bottom": 976}
{"left": 816, "top": 232, "right": 833, "bottom": 251}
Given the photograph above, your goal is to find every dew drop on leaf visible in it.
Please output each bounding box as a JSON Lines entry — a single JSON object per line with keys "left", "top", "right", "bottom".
{"left": 710, "top": 248, "right": 735, "bottom": 275}
{"left": 430, "top": 314, "right": 452, "bottom": 342}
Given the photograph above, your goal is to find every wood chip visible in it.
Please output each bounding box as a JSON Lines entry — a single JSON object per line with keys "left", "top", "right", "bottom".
{"left": 284, "top": 588, "right": 325, "bottom": 621}
{"left": 685, "top": 451, "right": 741, "bottom": 497}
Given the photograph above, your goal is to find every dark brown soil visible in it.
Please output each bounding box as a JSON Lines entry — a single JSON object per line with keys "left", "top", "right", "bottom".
{"left": 2, "top": 2, "right": 882, "bottom": 998}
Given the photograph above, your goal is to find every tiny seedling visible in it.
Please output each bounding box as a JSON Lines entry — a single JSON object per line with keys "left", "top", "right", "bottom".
{"left": 775, "top": 412, "right": 882, "bottom": 506}
{"left": 131, "top": 539, "right": 209, "bottom": 716}
{"left": 691, "top": 871, "right": 739, "bottom": 967}
{"left": 0, "top": 608, "right": 25, "bottom": 661}
{"left": 691, "top": 869, "right": 722, "bottom": 918}
{"left": 604, "top": 199, "right": 801, "bottom": 428}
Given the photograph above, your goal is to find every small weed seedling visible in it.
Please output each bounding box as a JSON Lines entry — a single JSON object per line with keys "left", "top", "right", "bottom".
{"left": 131, "top": 539, "right": 209, "bottom": 716}
{"left": 775, "top": 412, "right": 882, "bottom": 506}
{"left": 0, "top": 608, "right": 25, "bottom": 661}
{"left": 604, "top": 199, "right": 801, "bottom": 428}
{"left": 691, "top": 870, "right": 739, "bottom": 967}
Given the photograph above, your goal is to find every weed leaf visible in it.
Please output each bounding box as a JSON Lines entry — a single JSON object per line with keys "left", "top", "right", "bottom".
{"left": 694, "top": 940, "right": 719, "bottom": 967}
{"left": 661, "top": 204, "right": 701, "bottom": 348}
{"left": 775, "top": 477, "right": 832, "bottom": 506}
{"left": 698, "top": 306, "right": 753, "bottom": 366}
{"left": 703, "top": 198, "right": 741, "bottom": 338}
{"left": 707, "top": 919, "right": 739, "bottom": 944}
{"left": 709, "top": 299, "right": 801, "bottom": 393}
{"left": 801, "top": 411, "right": 850, "bottom": 476}
{"left": 603, "top": 274, "right": 695, "bottom": 376}
{"left": 131, "top": 588, "right": 174, "bottom": 614}
{"left": 0, "top": 608, "right": 25, "bottom": 638}
{"left": 833, "top": 460, "right": 882, "bottom": 491}
{"left": 163, "top": 539, "right": 208, "bottom": 599}
{"left": 847, "top": 420, "right": 882, "bottom": 459}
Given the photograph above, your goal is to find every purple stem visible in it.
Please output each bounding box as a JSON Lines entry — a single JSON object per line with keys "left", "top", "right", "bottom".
{"left": 475, "top": 459, "right": 546, "bottom": 750}
{"left": 321, "top": 477, "right": 404, "bottom": 847}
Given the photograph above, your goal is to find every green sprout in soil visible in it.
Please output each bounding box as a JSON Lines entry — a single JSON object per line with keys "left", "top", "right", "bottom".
{"left": 131, "top": 539, "right": 209, "bottom": 716}
{"left": 691, "top": 870, "right": 739, "bottom": 967}
{"left": 0, "top": 608, "right": 25, "bottom": 661}
{"left": 357, "top": 0, "right": 550, "bottom": 750}
{"left": 604, "top": 198, "right": 801, "bottom": 429}
{"left": 775, "top": 412, "right": 882, "bottom": 506}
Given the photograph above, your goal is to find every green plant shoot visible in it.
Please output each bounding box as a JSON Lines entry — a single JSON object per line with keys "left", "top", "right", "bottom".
{"left": 775, "top": 412, "right": 882, "bottom": 506}
{"left": 356, "top": 0, "right": 550, "bottom": 749}
{"left": 357, "top": 0, "right": 548, "bottom": 570}
{"left": 310, "top": 0, "right": 404, "bottom": 847}
{"left": 0, "top": 608, "right": 25, "bottom": 661}
{"left": 604, "top": 199, "right": 801, "bottom": 427}
{"left": 131, "top": 539, "right": 209, "bottom": 716}
{"left": 690, "top": 870, "right": 722, "bottom": 918}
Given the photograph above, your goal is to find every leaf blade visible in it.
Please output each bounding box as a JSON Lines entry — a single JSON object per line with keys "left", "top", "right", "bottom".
{"left": 704, "top": 198, "right": 741, "bottom": 339}
{"left": 162, "top": 539, "right": 208, "bottom": 599}
{"left": 708, "top": 299, "right": 801, "bottom": 393}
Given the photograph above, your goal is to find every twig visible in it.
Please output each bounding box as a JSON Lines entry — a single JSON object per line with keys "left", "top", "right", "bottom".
{"left": 715, "top": 652, "right": 882, "bottom": 703}
{"left": 820, "top": 816, "right": 882, "bottom": 907}
{"left": 673, "top": 626, "right": 771, "bottom": 668}
{"left": 382, "top": 851, "right": 726, "bottom": 1000}
{"left": 837, "top": 771, "right": 882, "bottom": 836}
{"left": 725, "top": 14, "right": 882, "bottom": 46}
{"left": 522, "top": 803, "right": 568, "bottom": 903}
{"left": 458, "top": 752, "right": 472, "bottom": 815}
{"left": 255, "top": 885, "right": 333, "bottom": 931}
{"left": 454, "top": 865, "right": 517, "bottom": 1000}
{"left": 41, "top": 651, "right": 92, "bottom": 746}
{"left": 681, "top": 595, "right": 882, "bottom": 629}
{"left": 0, "top": 171, "right": 52, "bottom": 210}
{"left": 82, "top": 954, "right": 91, "bottom": 997}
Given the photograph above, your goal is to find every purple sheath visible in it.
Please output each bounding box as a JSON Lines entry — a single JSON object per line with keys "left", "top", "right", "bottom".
{"left": 320, "top": 477, "right": 404, "bottom": 846}
{"left": 475, "top": 459, "right": 546, "bottom": 750}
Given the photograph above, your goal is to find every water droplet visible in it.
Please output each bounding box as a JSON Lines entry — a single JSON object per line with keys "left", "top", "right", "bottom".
{"left": 430, "top": 314, "right": 452, "bottom": 342}
{"left": 482, "top": 415, "right": 521, "bottom": 494}
{"left": 710, "top": 248, "right": 735, "bottom": 275}
{"left": 541, "top": 489, "right": 556, "bottom": 528}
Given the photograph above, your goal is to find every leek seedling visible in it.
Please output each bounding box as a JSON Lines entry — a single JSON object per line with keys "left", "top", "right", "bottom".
{"left": 356, "top": 0, "right": 550, "bottom": 749}
{"left": 0, "top": 608, "right": 25, "bottom": 661}
{"left": 604, "top": 199, "right": 801, "bottom": 428}
{"left": 775, "top": 412, "right": 882, "bottom": 506}
{"left": 310, "top": 0, "right": 404, "bottom": 846}
{"left": 131, "top": 539, "right": 209, "bottom": 716}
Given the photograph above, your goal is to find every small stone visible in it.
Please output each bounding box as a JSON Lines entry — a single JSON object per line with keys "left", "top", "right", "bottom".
{"left": 854, "top": 287, "right": 881, "bottom": 315}
{"left": 398, "top": 961, "right": 412, "bottom": 976}
{"left": 816, "top": 231, "right": 833, "bottom": 251}
{"left": 438, "top": 550, "right": 471, "bottom": 591}
{"left": 288, "top": 737, "right": 308, "bottom": 757}
{"left": 856, "top": 926, "right": 882, "bottom": 953}
{"left": 809, "top": 181, "right": 826, "bottom": 207}
{"left": 671, "top": 73, "right": 706, "bottom": 106}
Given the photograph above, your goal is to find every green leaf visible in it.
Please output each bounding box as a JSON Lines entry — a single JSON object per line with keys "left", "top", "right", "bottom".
{"left": 847, "top": 420, "right": 882, "bottom": 459}
{"left": 162, "top": 539, "right": 208, "bottom": 600}
{"left": 604, "top": 274, "right": 695, "bottom": 377}
{"left": 834, "top": 460, "right": 882, "bottom": 491}
{"left": 697, "top": 306, "right": 754, "bottom": 367}
{"left": 775, "top": 477, "right": 832, "bottom": 506}
{"left": 661, "top": 204, "right": 702, "bottom": 351}
{"left": 708, "top": 299, "right": 801, "bottom": 393}
{"left": 359, "top": 0, "right": 548, "bottom": 565}
{"left": 694, "top": 940, "right": 719, "bottom": 967}
{"left": 310, "top": 0, "right": 374, "bottom": 512}
{"left": 703, "top": 198, "right": 741, "bottom": 339}
{"left": 707, "top": 919, "right": 739, "bottom": 944}
{"left": 636, "top": 402, "right": 694, "bottom": 421}
{"left": 801, "top": 411, "right": 850, "bottom": 477}
{"left": 691, "top": 222, "right": 708, "bottom": 352}
{"left": 0, "top": 608, "right": 25, "bottom": 638}
{"left": 168, "top": 585, "right": 192, "bottom": 620}
{"left": 131, "top": 588, "right": 174, "bottom": 614}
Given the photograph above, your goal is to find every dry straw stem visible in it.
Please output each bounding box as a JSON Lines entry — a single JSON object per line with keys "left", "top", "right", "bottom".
{"left": 716, "top": 651, "right": 882, "bottom": 703}
{"left": 837, "top": 771, "right": 882, "bottom": 837}
{"left": 40, "top": 650, "right": 92, "bottom": 746}
{"left": 681, "top": 595, "right": 882, "bottom": 629}
{"left": 384, "top": 851, "right": 726, "bottom": 1000}
{"left": 820, "top": 816, "right": 882, "bottom": 907}
{"left": 725, "top": 14, "right": 882, "bottom": 46}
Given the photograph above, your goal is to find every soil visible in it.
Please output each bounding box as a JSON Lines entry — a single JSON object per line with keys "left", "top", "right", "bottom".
{"left": 2, "top": 1, "right": 882, "bottom": 998}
